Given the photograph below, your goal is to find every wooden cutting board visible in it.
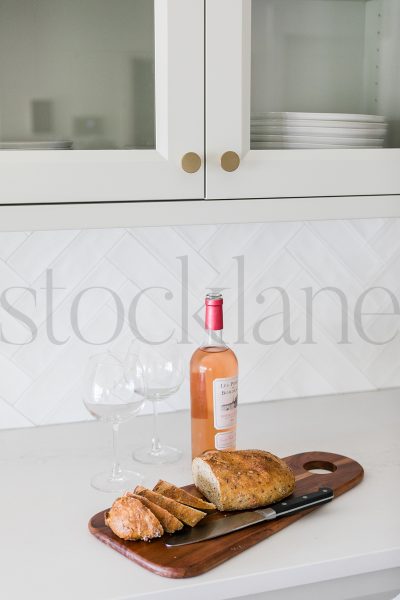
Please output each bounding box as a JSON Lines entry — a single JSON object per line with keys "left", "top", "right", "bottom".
{"left": 88, "top": 451, "right": 363, "bottom": 578}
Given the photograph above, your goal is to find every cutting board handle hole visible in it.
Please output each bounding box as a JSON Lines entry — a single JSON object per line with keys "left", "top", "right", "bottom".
{"left": 303, "top": 460, "right": 337, "bottom": 474}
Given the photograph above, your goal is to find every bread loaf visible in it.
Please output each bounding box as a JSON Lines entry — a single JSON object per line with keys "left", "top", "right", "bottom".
{"left": 192, "top": 449, "right": 295, "bottom": 511}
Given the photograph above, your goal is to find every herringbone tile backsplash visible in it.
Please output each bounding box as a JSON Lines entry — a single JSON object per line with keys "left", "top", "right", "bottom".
{"left": 0, "top": 219, "right": 399, "bottom": 429}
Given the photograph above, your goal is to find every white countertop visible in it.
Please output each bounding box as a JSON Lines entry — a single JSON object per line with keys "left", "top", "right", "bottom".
{"left": 1, "top": 389, "right": 399, "bottom": 600}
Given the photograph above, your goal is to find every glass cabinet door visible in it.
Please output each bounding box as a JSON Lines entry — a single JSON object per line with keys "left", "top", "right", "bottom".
{"left": 0, "top": 0, "right": 204, "bottom": 203}
{"left": 206, "top": 0, "right": 400, "bottom": 200}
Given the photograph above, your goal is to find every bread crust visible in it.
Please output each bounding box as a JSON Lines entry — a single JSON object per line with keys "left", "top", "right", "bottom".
{"left": 192, "top": 449, "right": 295, "bottom": 511}
{"left": 153, "top": 480, "right": 216, "bottom": 512}
{"left": 127, "top": 493, "right": 184, "bottom": 533}
{"left": 134, "top": 486, "right": 206, "bottom": 527}
{"left": 105, "top": 495, "right": 163, "bottom": 541}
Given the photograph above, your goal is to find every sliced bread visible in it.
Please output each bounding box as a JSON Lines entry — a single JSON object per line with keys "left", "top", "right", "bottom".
{"left": 153, "top": 480, "right": 216, "bottom": 512}
{"left": 105, "top": 495, "right": 163, "bottom": 541}
{"left": 134, "top": 485, "right": 206, "bottom": 527}
{"left": 127, "top": 492, "right": 184, "bottom": 533}
{"left": 192, "top": 449, "right": 295, "bottom": 511}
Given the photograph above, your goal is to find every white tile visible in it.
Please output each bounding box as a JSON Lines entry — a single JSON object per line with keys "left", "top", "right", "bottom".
{"left": 309, "top": 221, "right": 383, "bottom": 283}
{"left": 108, "top": 279, "right": 200, "bottom": 350}
{"left": 130, "top": 227, "right": 218, "bottom": 296}
{"left": 295, "top": 319, "right": 373, "bottom": 392}
{"left": 264, "top": 378, "right": 298, "bottom": 401}
{"left": 0, "top": 261, "right": 35, "bottom": 357}
{"left": 349, "top": 219, "right": 387, "bottom": 241}
{"left": 173, "top": 224, "right": 219, "bottom": 251}
{"left": 240, "top": 222, "right": 303, "bottom": 284}
{"left": 0, "top": 261, "right": 40, "bottom": 357}
{"left": 0, "top": 354, "right": 32, "bottom": 405}
{"left": 0, "top": 258, "right": 28, "bottom": 289}
{"left": 287, "top": 226, "right": 377, "bottom": 309}
{"left": 0, "top": 219, "right": 398, "bottom": 429}
{"left": 165, "top": 376, "right": 190, "bottom": 412}
{"left": 11, "top": 228, "right": 125, "bottom": 330}
{"left": 362, "top": 305, "right": 400, "bottom": 351}
{"left": 286, "top": 270, "right": 382, "bottom": 369}
{"left": 8, "top": 230, "right": 80, "bottom": 283}
{"left": 201, "top": 223, "right": 264, "bottom": 272}
{"left": 365, "top": 337, "right": 400, "bottom": 388}
{"left": 277, "top": 355, "right": 335, "bottom": 398}
{"left": 223, "top": 250, "right": 301, "bottom": 337}
{"left": 370, "top": 252, "right": 400, "bottom": 298}
{"left": 208, "top": 222, "right": 302, "bottom": 297}
{"left": 0, "top": 396, "right": 32, "bottom": 429}
{"left": 0, "top": 290, "right": 38, "bottom": 358}
{"left": 12, "top": 259, "right": 127, "bottom": 378}
{"left": 15, "top": 305, "right": 127, "bottom": 423}
{"left": 0, "top": 232, "right": 29, "bottom": 261}
{"left": 239, "top": 341, "right": 298, "bottom": 403}
{"left": 237, "top": 300, "right": 304, "bottom": 400}
{"left": 42, "top": 385, "right": 94, "bottom": 425}
{"left": 371, "top": 220, "right": 400, "bottom": 262}
{"left": 108, "top": 233, "right": 201, "bottom": 339}
{"left": 381, "top": 364, "right": 400, "bottom": 388}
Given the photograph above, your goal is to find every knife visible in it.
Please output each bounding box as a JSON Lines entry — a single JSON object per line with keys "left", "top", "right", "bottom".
{"left": 165, "top": 487, "right": 334, "bottom": 546}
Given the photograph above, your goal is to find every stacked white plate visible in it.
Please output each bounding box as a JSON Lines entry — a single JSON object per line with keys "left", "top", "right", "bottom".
{"left": 251, "top": 112, "right": 387, "bottom": 149}
{"left": 0, "top": 140, "right": 73, "bottom": 150}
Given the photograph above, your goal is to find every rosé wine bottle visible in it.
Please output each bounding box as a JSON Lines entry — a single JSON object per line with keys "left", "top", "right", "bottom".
{"left": 190, "top": 293, "right": 238, "bottom": 459}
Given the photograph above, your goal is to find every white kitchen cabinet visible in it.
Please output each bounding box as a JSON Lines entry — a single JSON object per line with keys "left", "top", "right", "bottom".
{"left": 206, "top": 0, "right": 400, "bottom": 200}
{"left": 0, "top": 0, "right": 204, "bottom": 203}
{"left": 0, "top": 0, "right": 400, "bottom": 227}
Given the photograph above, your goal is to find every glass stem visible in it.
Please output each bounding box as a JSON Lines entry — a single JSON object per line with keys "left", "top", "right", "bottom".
{"left": 151, "top": 400, "right": 162, "bottom": 455}
{"left": 111, "top": 422, "right": 122, "bottom": 480}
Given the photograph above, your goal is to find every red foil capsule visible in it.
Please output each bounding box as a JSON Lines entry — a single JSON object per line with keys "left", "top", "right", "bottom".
{"left": 205, "top": 293, "right": 223, "bottom": 331}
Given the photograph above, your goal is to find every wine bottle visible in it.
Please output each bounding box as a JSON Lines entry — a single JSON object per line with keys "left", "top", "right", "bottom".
{"left": 190, "top": 293, "right": 238, "bottom": 458}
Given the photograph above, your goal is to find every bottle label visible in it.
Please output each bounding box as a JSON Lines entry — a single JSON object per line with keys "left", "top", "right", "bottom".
{"left": 213, "top": 376, "right": 238, "bottom": 430}
{"left": 215, "top": 430, "right": 236, "bottom": 450}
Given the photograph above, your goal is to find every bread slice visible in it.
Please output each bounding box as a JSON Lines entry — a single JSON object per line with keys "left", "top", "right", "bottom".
{"left": 192, "top": 449, "right": 295, "bottom": 511}
{"left": 153, "top": 480, "right": 216, "bottom": 512}
{"left": 127, "top": 492, "right": 184, "bottom": 533}
{"left": 134, "top": 486, "right": 206, "bottom": 527}
{"left": 105, "top": 495, "right": 163, "bottom": 541}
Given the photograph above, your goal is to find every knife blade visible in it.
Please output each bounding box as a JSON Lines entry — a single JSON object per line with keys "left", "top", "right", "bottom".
{"left": 165, "top": 487, "right": 334, "bottom": 546}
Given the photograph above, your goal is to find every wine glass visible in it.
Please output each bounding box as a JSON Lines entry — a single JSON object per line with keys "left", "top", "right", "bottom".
{"left": 83, "top": 352, "right": 145, "bottom": 492}
{"left": 127, "top": 340, "right": 184, "bottom": 464}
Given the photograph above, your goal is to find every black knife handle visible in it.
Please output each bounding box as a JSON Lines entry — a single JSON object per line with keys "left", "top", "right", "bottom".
{"left": 271, "top": 487, "right": 334, "bottom": 517}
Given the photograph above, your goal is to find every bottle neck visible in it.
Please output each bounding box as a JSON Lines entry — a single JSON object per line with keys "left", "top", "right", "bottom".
{"left": 204, "top": 328, "right": 225, "bottom": 348}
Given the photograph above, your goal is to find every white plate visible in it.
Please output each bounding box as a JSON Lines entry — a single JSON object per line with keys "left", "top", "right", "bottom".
{"left": 251, "top": 111, "right": 386, "bottom": 123}
{"left": 250, "top": 126, "right": 387, "bottom": 138}
{"left": 0, "top": 140, "right": 73, "bottom": 150}
{"left": 251, "top": 141, "right": 384, "bottom": 149}
{"left": 251, "top": 134, "right": 384, "bottom": 146}
{"left": 250, "top": 119, "right": 387, "bottom": 130}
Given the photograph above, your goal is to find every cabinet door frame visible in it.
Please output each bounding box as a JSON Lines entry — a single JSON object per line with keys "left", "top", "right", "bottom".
{"left": 0, "top": 0, "right": 204, "bottom": 204}
{"left": 205, "top": 0, "right": 400, "bottom": 200}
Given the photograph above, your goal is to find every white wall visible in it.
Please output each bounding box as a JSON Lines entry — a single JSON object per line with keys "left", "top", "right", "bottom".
{"left": 0, "top": 218, "right": 399, "bottom": 429}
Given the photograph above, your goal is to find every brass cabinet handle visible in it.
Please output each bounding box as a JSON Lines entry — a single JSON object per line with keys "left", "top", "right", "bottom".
{"left": 221, "top": 151, "right": 240, "bottom": 172}
{"left": 181, "top": 152, "right": 202, "bottom": 173}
